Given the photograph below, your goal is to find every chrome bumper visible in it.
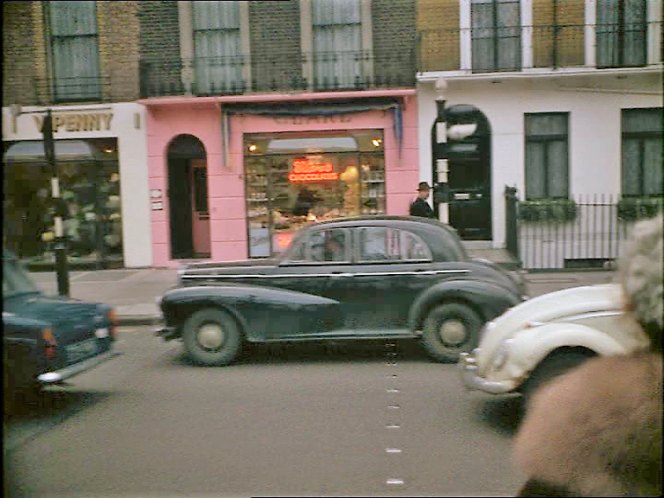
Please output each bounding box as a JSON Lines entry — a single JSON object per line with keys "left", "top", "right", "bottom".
{"left": 458, "top": 350, "right": 515, "bottom": 395}
{"left": 38, "top": 350, "right": 122, "bottom": 385}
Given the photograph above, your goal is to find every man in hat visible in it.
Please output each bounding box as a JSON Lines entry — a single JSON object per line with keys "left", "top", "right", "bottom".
{"left": 409, "top": 182, "right": 435, "bottom": 218}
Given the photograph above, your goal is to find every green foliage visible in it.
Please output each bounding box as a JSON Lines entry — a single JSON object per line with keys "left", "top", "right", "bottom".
{"left": 617, "top": 197, "right": 664, "bottom": 222}
{"left": 518, "top": 198, "right": 577, "bottom": 223}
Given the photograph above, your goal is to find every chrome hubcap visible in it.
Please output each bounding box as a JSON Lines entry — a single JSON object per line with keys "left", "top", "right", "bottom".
{"left": 439, "top": 319, "right": 466, "bottom": 346}
{"left": 197, "top": 323, "right": 225, "bottom": 350}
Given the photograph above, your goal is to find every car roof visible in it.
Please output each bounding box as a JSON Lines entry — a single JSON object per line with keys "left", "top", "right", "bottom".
{"left": 310, "top": 215, "right": 460, "bottom": 239}
{"left": 314, "top": 215, "right": 454, "bottom": 230}
{"left": 295, "top": 216, "right": 467, "bottom": 261}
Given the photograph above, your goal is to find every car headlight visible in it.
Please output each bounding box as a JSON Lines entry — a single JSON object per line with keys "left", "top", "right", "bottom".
{"left": 492, "top": 339, "right": 512, "bottom": 370}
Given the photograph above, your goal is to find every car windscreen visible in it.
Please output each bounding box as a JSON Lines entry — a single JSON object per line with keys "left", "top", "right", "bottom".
{"left": 3, "top": 258, "right": 40, "bottom": 297}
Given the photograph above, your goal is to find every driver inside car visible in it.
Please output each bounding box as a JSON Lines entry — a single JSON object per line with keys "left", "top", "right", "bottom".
{"left": 323, "top": 234, "right": 345, "bottom": 262}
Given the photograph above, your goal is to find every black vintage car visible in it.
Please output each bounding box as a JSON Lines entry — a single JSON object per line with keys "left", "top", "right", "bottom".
{"left": 3, "top": 251, "right": 119, "bottom": 413}
{"left": 156, "top": 216, "right": 526, "bottom": 365}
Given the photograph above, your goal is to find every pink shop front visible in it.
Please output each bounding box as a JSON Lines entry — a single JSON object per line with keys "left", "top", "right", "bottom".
{"left": 142, "top": 90, "right": 418, "bottom": 267}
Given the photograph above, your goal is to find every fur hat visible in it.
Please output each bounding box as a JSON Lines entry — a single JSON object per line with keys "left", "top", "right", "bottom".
{"left": 618, "top": 214, "right": 663, "bottom": 350}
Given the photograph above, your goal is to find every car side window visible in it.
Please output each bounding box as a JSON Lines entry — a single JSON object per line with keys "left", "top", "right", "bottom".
{"left": 401, "top": 230, "right": 432, "bottom": 261}
{"left": 284, "top": 229, "right": 349, "bottom": 263}
{"left": 358, "top": 227, "right": 431, "bottom": 262}
{"left": 286, "top": 239, "right": 307, "bottom": 262}
{"left": 311, "top": 229, "right": 349, "bottom": 262}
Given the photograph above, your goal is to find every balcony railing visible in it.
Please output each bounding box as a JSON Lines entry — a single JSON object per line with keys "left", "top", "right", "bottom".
{"left": 418, "top": 23, "right": 660, "bottom": 73}
{"left": 27, "top": 75, "right": 113, "bottom": 106}
{"left": 139, "top": 50, "right": 415, "bottom": 98}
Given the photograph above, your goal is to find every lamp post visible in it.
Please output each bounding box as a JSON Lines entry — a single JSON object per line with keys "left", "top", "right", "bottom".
{"left": 43, "top": 109, "right": 70, "bottom": 296}
{"left": 431, "top": 78, "right": 449, "bottom": 223}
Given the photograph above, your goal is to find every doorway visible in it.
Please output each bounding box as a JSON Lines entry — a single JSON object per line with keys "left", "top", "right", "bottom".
{"left": 445, "top": 105, "right": 492, "bottom": 240}
{"left": 167, "top": 135, "right": 210, "bottom": 259}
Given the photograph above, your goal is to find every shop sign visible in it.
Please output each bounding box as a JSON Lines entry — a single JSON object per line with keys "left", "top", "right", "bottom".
{"left": 33, "top": 113, "right": 114, "bottom": 133}
{"left": 288, "top": 158, "right": 339, "bottom": 182}
{"left": 273, "top": 115, "right": 352, "bottom": 125}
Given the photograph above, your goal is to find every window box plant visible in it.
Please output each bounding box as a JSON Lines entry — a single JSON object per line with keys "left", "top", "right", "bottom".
{"left": 617, "top": 197, "right": 663, "bottom": 222}
{"left": 518, "top": 198, "right": 577, "bottom": 223}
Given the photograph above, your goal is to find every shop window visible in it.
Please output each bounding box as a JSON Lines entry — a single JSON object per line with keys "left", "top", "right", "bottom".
{"left": 48, "top": 1, "right": 101, "bottom": 101}
{"left": 3, "top": 138, "right": 122, "bottom": 269}
{"left": 358, "top": 227, "right": 432, "bottom": 262}
{"left": 245, "top": 130, "right": 385, "bottom": 258}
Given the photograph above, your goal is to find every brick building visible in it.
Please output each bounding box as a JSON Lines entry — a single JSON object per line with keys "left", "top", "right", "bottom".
{"left": 416, "top": 0, "right": 663, "bottom": 269}
{"left": 137, "top": 0, "right": 421, "bottom": 267}
{"left": 2, "top": 0, "right": 151, "bottom": 269}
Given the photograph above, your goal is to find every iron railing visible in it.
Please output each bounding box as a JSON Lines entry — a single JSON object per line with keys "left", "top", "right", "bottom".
{"left": 504, "top": 186, "right": 520, "bottom": 263}
{"left": 505, "top": 193, "right": 664, "bottom": 270}
{"left": 139, "top": 50, "right": 415, "bottom": 98}
{"left": 28, "top": 75, "right": 114, "bottom": 106}
{"left": 417, "top": 22, "right": 660, "bottom": 73}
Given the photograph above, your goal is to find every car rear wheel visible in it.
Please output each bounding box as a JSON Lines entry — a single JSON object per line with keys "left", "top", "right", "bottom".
{"left": 182, "top": 308, "right": 243, "bottom": 366}
{"left": 520, "top": 350, "right": 593, "bottom": 409}
{"left": 421, "top": 303, "right": 482, "bottom": 363}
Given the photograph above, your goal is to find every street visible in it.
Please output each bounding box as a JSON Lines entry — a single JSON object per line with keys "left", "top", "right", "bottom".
{"left": 5, "top": 326, "right": 526, "bottom": 497}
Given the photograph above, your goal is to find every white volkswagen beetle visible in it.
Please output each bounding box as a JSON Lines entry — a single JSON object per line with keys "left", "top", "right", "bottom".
{"left": 459, "top": 283, "right": 650, "bottom": 405}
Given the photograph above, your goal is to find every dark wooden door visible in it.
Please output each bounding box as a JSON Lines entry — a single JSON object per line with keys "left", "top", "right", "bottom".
{"left": 168, "top": 158, "right": 193, "bottom": 259}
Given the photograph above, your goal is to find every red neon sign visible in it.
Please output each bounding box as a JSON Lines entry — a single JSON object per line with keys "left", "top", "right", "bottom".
{"left": 288, "top": 158, "right": 339, "bottom": 182}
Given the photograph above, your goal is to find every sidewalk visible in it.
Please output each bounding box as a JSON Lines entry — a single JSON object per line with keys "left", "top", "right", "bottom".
{"left": 30, "top": 268, "right": 178, "bottom": 326}
{"left": 29, "top": 266, "right": 618, "bottom": 326}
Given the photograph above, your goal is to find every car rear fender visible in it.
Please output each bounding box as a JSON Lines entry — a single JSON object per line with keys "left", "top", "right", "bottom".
{"left": 408, "top": 280, "right": 521, "bottom": 331}
{"left": 162, "top": 284, "right": 341, "bottom": 342}
{"left": 504, "top": 323, "right": 638, "bottom": 385}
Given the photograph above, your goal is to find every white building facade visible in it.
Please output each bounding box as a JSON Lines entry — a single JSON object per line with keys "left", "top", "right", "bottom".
{"left": 416, "top": 0, "right": 663, "bottom": 267}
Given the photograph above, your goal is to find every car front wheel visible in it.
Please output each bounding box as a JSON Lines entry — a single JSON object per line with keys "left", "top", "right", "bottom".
{"left": 182, "top": 308, "right": 243, "bottom": 366}
{"left": 421, "top": 303, "right": 482, "bottom": 363}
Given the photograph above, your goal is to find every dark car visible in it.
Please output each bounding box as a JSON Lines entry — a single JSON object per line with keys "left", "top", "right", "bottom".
{"left": 3, "top": 251, "right": 119, "bottom": 412}
{"left": 156, "top": 216, "right": 527, "bottom": 366}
